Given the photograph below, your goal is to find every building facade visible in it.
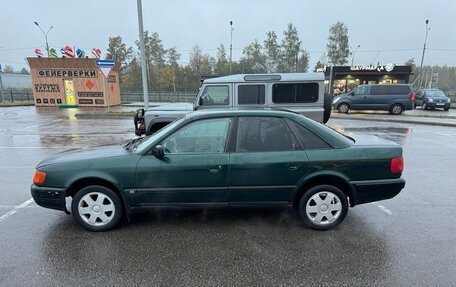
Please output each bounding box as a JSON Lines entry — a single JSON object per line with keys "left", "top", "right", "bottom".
{"left": 323, "top": 64, "right": 413, "bottom": 96}
{"left": 27, "top": 58, "right": 121, "bottom": 107}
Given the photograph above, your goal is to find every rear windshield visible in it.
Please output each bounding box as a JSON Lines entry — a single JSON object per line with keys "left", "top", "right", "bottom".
{"left": 370, "top": 85, "right": 410, "bottom": 95}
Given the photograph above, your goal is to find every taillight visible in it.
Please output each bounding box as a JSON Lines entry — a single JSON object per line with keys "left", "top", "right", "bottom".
{"left": 391, "top": 157, "right": 403, "bottom": 173}
{"left": 411, "top": 92, "right": 415, "bottom": 104}
{"left": 33, "top": 170, "right": 47, "bottom": 185}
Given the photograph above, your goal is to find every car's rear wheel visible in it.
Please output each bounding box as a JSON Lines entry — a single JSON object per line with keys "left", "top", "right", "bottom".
{"left": 298, "top": 185, "right": 348, "bottom": 230}
{"left": 323, "top": 92, "right": 332, "bottom": 123}
{"left": 390, "top": 104, "right": 403, "bottom": 115}
{"left": 71, "top": 185, "right": 122, "bottom": 232}
{"left": 422, "top": 102, "right": 428, "bottom": 110}
{"left": 337, "top": 103, "right": 349, "bottom": 114}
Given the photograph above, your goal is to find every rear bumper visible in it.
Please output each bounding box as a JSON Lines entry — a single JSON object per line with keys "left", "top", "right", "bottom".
{"left": 31, "top": 184, "right": 67, "bottom": 212}
{"left": 350, "top": 178, "right": 405, "bottom": 205}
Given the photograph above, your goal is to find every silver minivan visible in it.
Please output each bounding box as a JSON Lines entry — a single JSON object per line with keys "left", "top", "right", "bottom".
{"left": 135, "top": 73, "right": 331, "bottom": 135}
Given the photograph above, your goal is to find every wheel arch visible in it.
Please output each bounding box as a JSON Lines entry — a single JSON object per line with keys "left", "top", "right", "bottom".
{"left": 66, "top": 176, "right": 130, "bottom": 221}
{"left": 293, "top": 173, "right": 354, "bottom": 208}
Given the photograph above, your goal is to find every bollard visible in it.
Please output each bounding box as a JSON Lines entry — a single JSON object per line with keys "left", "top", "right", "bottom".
{"left": 26, "top": 90, "right": 29, "bottom": 102}
{"left": 10, "top": 89, "right": 13, "bottom": 102}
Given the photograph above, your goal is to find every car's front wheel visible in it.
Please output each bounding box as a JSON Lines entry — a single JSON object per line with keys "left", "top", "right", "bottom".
{"left": 71, "top": 185, "right": 123, "bottom": 231}
{"left": 422, "top": 102, "right": 428, "bottom": 110}
{"left": 337, "top": 103, "right": 350, "bottom": 114}
{"left": 298, "top": 185, "right": 348, "bottom": 230}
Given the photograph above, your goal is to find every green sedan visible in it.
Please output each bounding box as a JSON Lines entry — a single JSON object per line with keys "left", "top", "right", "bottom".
{"left": 31, "top": 109, "right": 405, "bottom": 231}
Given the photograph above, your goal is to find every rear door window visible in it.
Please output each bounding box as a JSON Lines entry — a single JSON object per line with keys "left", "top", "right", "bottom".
{"left": 272, "top": 83, "right": 319, "bottom": 103}
{"left": 371, "top": 85, "right": 409, "bottom": 95}
{"left": 238, "top": 85, "right": 265, "bottom": 105}
{"left": 236, "top": 117, "right": 299, "bottom": 152}
{"left": 286, "top": 120, "right": 331, "bottom": 149}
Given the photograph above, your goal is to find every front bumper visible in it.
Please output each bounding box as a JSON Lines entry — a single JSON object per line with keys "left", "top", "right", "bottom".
{"left": 31, "top": 184, "right": 67, "bottom": 212}
{"left": 426, "top": 102, "right": 450, "bottom": 109}
{"left": 350, "top": 178, "right": 405, "bottom": 205}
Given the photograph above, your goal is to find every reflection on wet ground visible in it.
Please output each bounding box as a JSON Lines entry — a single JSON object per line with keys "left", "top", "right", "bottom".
{"left": 329, "top": 121, "right": 412, "bottom": 144}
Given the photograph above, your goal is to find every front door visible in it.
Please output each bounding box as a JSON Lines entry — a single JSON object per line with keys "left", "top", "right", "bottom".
{"left": 350, "top": 85, "right": 371, "bottom": 109}
{"left": 228, "top": 116, "right": 308, "bottom": 205}
{"left": 135, "top": 117, "right": 232, "bottom": 206}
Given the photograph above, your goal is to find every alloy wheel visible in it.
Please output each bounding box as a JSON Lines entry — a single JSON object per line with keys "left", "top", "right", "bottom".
{"left": 78, "top": 192, "right": 115, "bottom": 226}
{"left": 305, "top": 191, "right": 342, "bottom": 226}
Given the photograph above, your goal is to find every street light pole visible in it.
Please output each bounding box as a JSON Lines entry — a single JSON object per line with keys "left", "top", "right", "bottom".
{"left": 229, "top": 21, "right": 234, "bottom": 74}
{"left": 136, "top": 0, "right": 149, "bottom": 109}
{"left": 351, "top": 45, "right": 360, "bottom": 66}
{"left": 419, "top": 20, "right": 430, "bottom": 89}
{"left": 34, "top": 22, "right": 53, "bottom": 57}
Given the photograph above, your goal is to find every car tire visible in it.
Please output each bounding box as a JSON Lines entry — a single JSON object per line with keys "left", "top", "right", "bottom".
{"left": 422, "top": 102, "right": 427, "bottom": 110}
{"left": 298, "top": 185, "right": 349, "bottom": 230}
{"left": 337, "top": 103, "right": 350, "bottom": 114}
{"left": 323, "top": 92, "right": 332, "bottom": 124}
{"left": 390, "top": 104, "right": 403, "bottom": 115}
{"left": 71, "top": 185, "right": 123, "bottom": 232}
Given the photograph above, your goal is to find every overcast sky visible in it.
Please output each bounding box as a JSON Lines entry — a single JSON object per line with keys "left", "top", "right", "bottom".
{"left": 1, "top": 0, "right": 456, "bottom": 71}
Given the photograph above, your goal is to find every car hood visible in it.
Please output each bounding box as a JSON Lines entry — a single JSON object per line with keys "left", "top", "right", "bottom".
{"left": 147, "top": 103, "right": 194, "bottom": 111}
{"left": 36, "top": 145, "right": 131, "bottom": 168}
{"left": 427, "top": 96, "right": 449, "bottom": 101}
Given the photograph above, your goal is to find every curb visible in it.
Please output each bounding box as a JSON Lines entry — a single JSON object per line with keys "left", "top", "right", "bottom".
{"left": 331, "top": 115, "right": 456, "bottom": 128}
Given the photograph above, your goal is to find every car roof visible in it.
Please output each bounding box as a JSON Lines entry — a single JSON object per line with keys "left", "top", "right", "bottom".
{"left": 184, "top": 108, "right": 298, "bottom": 120}
{"left": 203, "top": 72, "right": 324, "bottom": 83}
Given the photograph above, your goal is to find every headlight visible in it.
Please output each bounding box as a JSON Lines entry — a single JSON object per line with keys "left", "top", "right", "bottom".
{"left": 448, "top": 98, "right": 451, "bottom": 103}
{"left": 332, "top": 97, "right": 340, "bottom": 104}
{"left": 428, "top": 98, "right": 434, "bottom": 102}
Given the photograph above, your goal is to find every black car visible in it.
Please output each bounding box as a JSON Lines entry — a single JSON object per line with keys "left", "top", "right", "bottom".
{"left": 415, "top": 89, "right": 451, "bottom": 111}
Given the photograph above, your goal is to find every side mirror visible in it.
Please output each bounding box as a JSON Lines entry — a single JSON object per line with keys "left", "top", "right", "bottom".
{"left": 152, "top": 145, "right": 164, "bottom": 159}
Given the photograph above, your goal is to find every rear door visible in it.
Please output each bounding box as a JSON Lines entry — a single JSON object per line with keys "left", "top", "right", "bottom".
{"left": 369, "top": 85, "right": 390, "bottom": 110}
{"left": 228, "top": 116, "right": 308, "bottom": 205}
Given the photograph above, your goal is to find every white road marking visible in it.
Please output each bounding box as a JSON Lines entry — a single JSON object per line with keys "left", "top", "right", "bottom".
{"left": 0, "top": 198, "right": 35, "bottom": 223}
{"left": 371, "top": 202, "right": 393, "bottom": 215}
{"left": 434, "top": 132, "right": 456, "bottom": 137}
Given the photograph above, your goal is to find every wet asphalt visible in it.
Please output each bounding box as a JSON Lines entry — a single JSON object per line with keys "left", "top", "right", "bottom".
{"left": 0, "top": 106, "right": 455, "bottom": 286}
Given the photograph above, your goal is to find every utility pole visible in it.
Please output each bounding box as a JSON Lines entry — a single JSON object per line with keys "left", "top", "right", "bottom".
{"left": 351, "top": 45, "right": 360, "bottom": 66}
{"left": 419, "top": 20, "right": 430, "bottom": 89}
{"left": 136, "top": 0, "right": 149, "bottom": 109}
{"left": 34, "top": 22, "right": 53, "bottom": 56}
{"left": 229, "top": 21, "right": 234, "bottom": 74}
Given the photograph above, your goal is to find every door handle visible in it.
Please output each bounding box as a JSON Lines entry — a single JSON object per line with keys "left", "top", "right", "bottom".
{"left": 208, "top": 165, "right": 222, "bottom": 173}
{"left": 288, "top": 165, "right": 298, "bottom": 171}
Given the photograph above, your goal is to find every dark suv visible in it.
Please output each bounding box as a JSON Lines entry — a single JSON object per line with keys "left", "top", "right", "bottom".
{"left": 332, "top": 84, "right": 414, "bottom": 115}
{"left": 415, "top": 89, "right": 451, "bottom": 111}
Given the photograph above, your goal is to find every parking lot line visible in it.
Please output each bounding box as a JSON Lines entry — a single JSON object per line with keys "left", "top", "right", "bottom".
{"left": 371, "top": 202, "right": 393, "bottom": 215}
{"left": 0, "top": 198, "right": 35, "bottom": 223}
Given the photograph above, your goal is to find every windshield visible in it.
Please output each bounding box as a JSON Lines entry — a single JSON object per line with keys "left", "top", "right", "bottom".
{"left": 133, "top": 117, "right": 185, "bottom": 153}
{"left": 426, "top": 90, "right": 446, "bottom": 97}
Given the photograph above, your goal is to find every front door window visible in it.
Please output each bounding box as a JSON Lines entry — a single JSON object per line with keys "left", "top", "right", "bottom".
{"left": 162, "top": 118, "right": 231, "bottom": 154}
